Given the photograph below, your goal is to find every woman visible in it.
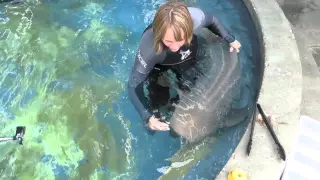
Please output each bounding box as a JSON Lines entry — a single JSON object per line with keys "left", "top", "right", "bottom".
{"left": 127, "top": 1, "right": 241, "bottom": 133}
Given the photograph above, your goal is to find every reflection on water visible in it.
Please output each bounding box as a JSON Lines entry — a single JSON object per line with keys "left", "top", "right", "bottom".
{"left": 0, "top": 0, "right": 259, "bottom": 179}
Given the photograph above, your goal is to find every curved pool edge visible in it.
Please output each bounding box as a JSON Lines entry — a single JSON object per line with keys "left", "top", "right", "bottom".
{"left": 217, "top": 0, "right": 302, "bottom": 179}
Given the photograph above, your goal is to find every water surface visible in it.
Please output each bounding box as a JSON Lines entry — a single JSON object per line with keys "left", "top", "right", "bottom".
{"left": 0, "top": 0, "right": 260, "bottom": 179}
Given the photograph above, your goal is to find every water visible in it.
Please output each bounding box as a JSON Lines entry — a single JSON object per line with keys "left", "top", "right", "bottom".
{"left": 0, "top": 0, "right": 260, "bottom": 179}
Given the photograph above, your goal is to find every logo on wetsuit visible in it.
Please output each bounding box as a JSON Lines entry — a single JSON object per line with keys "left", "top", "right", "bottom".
{"left": 179, "top": 49, "right": 191, "bottom": 60}
{"left": 138, "top": 49, "right": 147, "bottom": 68}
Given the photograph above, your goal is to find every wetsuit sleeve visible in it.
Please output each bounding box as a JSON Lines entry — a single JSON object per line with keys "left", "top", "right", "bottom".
{"left": 127, "top": 69, "right": 153, "bottom": 128}
{"left": 189, "top": 7, "right": 235, "bottom": 43}
{"left": 127, "top": 30, "right": 163, "bottom": 131}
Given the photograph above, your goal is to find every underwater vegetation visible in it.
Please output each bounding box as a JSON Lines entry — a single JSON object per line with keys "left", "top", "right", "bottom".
{"left": 0, "top": 1, "right": 135, "bottom": 179}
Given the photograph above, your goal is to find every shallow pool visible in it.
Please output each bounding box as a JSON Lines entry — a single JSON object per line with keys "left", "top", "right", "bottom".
{"left": 0, "top": 0, "right": 260, "bottom": 179}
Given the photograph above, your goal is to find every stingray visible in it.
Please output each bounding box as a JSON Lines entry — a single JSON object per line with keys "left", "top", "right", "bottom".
{"left": 156, "top": 28, "right": 251, "bottom": 178}
{"left": 168, "top": 28, "right": 248, "bottom": 143}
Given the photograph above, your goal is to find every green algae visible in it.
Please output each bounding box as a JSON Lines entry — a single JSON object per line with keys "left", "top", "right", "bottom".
{"left": 84, "top": 2, "right": 104, "bottom": 15}
{"left": 0, "top": 72, "right": 132, "bottom": 179}
{"left": 0, "top": 2, "right": 134, "bottom": 180}
{"left": 83, "top": 19, "right": 127, "bottom": 45}
{"left": 0, "top": 74, "right": 133, "bottom": 179}
{"left": 1, "top": 2, "right": 127, "bottom": 79}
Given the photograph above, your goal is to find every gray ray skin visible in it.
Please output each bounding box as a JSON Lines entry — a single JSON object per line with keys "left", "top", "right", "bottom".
{"left": 169, "top": 29, "right": 244, "bottom": 143}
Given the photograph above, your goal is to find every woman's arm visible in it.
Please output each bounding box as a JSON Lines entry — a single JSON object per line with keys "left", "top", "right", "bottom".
{"left": 188, "top": 7, "right": 235, "bottom": 43}
{"left": 127, "top": 30, "right": 166, "bottom": 132}
{"left": 202, "top": 12, "right": 236, "bottom": 43}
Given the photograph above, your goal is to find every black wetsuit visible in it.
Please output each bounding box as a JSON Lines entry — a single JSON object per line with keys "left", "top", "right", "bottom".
{"left": 127, "top": 7, "right": 236, "bottom": 131}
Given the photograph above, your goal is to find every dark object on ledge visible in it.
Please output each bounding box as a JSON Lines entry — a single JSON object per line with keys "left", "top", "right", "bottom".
{"left": 0, "top": 126, "right": 26, "bottom": 145}
{"left": 247, "top": 103, "right": 286, "bottom": 161}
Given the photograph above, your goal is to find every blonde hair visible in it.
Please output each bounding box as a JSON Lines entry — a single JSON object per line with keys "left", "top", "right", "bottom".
{"left": 153, "top": 1, "right": 194, "bottom": 54}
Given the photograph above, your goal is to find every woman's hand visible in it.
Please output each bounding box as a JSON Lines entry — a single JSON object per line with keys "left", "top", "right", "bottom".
{"left": 147, "top": 115, "right": 170, "bottom": 131}
{"left": 229, "top": 40, "right": 241, "bottom": 53}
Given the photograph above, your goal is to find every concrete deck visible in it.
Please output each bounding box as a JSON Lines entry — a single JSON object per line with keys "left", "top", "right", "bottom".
{"left": 278, "top": 0, "right": 320, "bottom": 120}
{"left": 217, "top": 0, "right": 304, "bottom": 179}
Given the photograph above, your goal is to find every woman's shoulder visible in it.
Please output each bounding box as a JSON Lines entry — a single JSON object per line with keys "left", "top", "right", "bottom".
{"left": 187, "top": 7, "right": 205, "bottom": 18}
{"left": 139, "top": 27, "right": 165, "bottom": 60}
{"left": 140, "top": 27, "right": 156, "bottom": 52}
{"left": 187, "top": 7, "right": 206, "bottom": 32}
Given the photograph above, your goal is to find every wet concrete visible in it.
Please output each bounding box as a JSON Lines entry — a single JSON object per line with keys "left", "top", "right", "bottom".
{"left": 276, "top": 0, "right": 320, "bottom": 120}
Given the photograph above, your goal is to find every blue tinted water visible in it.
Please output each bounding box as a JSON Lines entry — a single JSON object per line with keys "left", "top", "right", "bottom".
{"left": 0, "top": 0, "right": 260, "bottom": 179}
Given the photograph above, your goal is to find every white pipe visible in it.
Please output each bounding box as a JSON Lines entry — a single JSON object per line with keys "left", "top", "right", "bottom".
{"left": 0, "top": 137, "right": 13, "bottom": 141}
